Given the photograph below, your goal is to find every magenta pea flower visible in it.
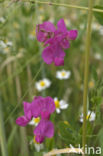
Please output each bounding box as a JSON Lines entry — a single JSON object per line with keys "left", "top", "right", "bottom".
{"left": 16, "top": 96, "right": 55, "bottom": 143}
{"left": 34, "top": 119, "right": 54, "bottom": 143}
{"left": 36, "top": 19, "right": 78, "bottom": 66}
{"left": 16, "top": 101, "right": 32, "bottom": 126}
{"left": 31, "top": 96, "right": 55, "bottom": 119}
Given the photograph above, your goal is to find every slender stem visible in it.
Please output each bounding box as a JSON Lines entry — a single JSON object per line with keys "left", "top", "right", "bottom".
{"left": 26, "top": 0, "right": 103, "bottom": 13}
{"left": 27, "top": 65, "right": 33, "bottom": 99}
{"left": 14, "top": 62, "right": 29, "bottom": 156}
{"left": 0, "top": 99, "right": 8, "bottom": 156}
{"left": 82, "top": 0, "right": 94, "bottom": 154}
{"left": 4, "top": 0, "right": 103, "bottom": 13}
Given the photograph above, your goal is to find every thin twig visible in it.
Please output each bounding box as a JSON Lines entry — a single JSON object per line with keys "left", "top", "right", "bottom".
{"left": 27, "top": 0, "right": 103, "bottom": 13}
{"left": 2, "top": 0, "right": 103, "bottom": 13}
{"left": 44, "top": 148, "right": 83, "bottom": 156}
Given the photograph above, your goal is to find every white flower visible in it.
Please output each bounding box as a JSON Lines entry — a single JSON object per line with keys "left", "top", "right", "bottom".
{"left": 0, "top": 40, "right": 7, "bottom": 49}
{"left": 56, "top": 70, "right": 71, "bottom": 80}
{"left": 80, "top": 110, "right": 96, "bottom": 123}
{"left": 0, "top": 17, "right": 5, "bottom": 23}
{"left": 35, "top": 78, "right": 51, "bottom": 91}
{"left": 34, "top": 143, "right": 44, "bottom": 152}
{"left": 30, "top": 136, "right": 44, "bottom": 152}
{"left": 6, "top": 41, "right": 13, "bottom": 47}
{"left": 94, "top": 53, "right": 101, "bottom": 60}
{"left": 54, "top": 97, "right": 69, "bottom": 114}
{"left": 29, "top": 117, "right": 40, "bottom": 126}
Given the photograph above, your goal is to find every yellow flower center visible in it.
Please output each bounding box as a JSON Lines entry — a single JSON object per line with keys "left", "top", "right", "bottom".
{"left": 86, "top": 115, "right": 90, "bottom": 120}
{"left": 55, "top": 100, "right": 60, "bottom": 108}
{"left": 89, "top": 81, "right": 94, "bottom": 89}
{"left": 40, "top": 81, "right": 45, "bottom": 87}
{"left": 33, "top": 136, "right": 39, "bottom": 144}
{"left": 34, "top": 117, "right": 40, "bottom": 124}
{"left": 61, "top": 72, "right": 66, "bottom": 77}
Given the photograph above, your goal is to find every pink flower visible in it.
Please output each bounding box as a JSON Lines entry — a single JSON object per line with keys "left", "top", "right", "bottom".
{"left": 36, "top": 19, "right": 78, "bottom": 66}
{"left": 16, "top": 102, "right": 32, "bottom": 126}
{"left": 34, "top": 119, "right": 54, "bottom": 143}
{"left": 31, "top": 96, "right": 55, "bottom": 119}
{"left": 16, "top": 96, "right": 55, "bottom": 143}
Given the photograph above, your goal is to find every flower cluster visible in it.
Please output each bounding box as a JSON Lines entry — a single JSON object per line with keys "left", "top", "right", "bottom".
{"left": 16, "top": 19, "right": 78, "bottom": 145}
{"left": 16, "top": 96, "right": 55, "bottom": 143}
{"left": 36, "top": 19, "right": 78, "bottom": 66}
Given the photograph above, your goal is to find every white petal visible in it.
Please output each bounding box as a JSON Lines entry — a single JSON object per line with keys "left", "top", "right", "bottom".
{"left": 29, "top": 120, "right": 35, "bottom": 125}
{"left": 34, "top": 143, "right": 44, "bottom": 152}
{"left": 44, "top": 78, "right": 51, "bottom": 87}
{"left": 89, "top": 112, "right": 96, "bottom": 121}
{"left": 54, "top": 97, "right": 58, "bottom": 101}
{"left": 80, "top": 118, "right": 83, "bottom": 123}
{"left": 60, "top": 104, "right": 69, "bottom": 109}
{"left": 35, "top": 82, "right": 45, "bottom": 91}
{"left": 56, "top": 108, "right": 61, "bottom": 114}
{"left": 6, "top": 41, "right": 12, "bottom": 46}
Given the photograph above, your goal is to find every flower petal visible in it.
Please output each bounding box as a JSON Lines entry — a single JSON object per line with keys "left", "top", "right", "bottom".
{"left": 67, "top": 30, "right": 78, "bottom": 40}
{"left": 16, "top": 116, "right": 29, "bottom": 126}
{"left": 34, "top": 120, "right": 54, "bottom": 143}
{"left": 56, "top": 108, "right": 61, "bottom": 114}
{"left": 42, "top": 21, "right": 56, "bottom": 32}
{"left": 54, "top": 57, "right": 64, "bottom": 66}
{"left": 42, "top": 96, "right": 55, "bottom": 115}
{"left": 35, "top": 135, "right": 45, "bottom": 144}
{"left": 60, "top": 39, "right": 70, "bottom": 49}
{"left": 42, "top": 46, "right": 54, "bottom": 64}
{"left": 23, "top": 101, "right": 32, "bottom": 120}
{"left": 57, "top": 19, "right": 67, "bottom": 32}
{"left": 60, "top": 104, "right": 68, "bottom": 109}
{"left": 31, "top": 96, "right": 43, "bottom": 118}
{"left": 36, "top": 21, "right": 55, "bottom": 42}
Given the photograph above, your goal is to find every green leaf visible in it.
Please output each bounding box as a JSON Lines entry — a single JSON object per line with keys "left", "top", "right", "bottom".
{"left": 94, "top": 6, "right": 103, "bottom": 25}
{"left": 58, "top": 122, "right": 79, "bottom": 145}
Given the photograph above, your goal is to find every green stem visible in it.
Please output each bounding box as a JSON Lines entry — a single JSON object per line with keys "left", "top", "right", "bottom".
{"left": 0, "top": 100, "right": 8, "bottom": 156}
{"left": 28, "top": 0, "right": 103, "bottom": 13}
{"left": 82, "top": 0, "right": 94, "bottom": 154}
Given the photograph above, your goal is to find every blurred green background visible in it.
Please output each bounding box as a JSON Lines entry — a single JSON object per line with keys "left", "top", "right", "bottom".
{"left": 0, "top": 0, "right": 103, "bottom": 156}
